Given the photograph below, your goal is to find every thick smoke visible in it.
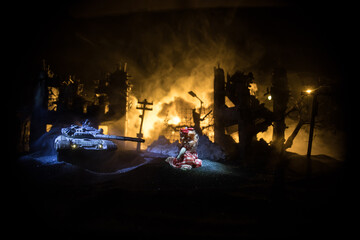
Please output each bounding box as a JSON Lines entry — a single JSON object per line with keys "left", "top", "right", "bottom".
{"left": 90, "top": 10, "right": 345, "bottom": 159}
{"left": 255, "top": 72, "right": 346, "bottom": 160}
{"left": 115, "top": 10, "right": 268, "bottom": 145}
{"left": 38, "top": 8, "right": 345, "bottom": 159}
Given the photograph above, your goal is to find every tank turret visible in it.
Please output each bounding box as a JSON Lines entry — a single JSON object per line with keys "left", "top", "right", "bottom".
{"left": 55, "top": 120, "right": 144, "bottom": 151}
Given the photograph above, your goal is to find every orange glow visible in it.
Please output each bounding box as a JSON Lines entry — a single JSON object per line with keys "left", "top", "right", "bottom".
{"left": 46, "top": 124, "right": 53, "bottom": 132}
{"left": 109, "top": 62, "right": 235, "bottom": 146}
{"left": 230, "top": 132, "right": 239, "bottom": 143}
{"left": 123, "top": 69, "right": 215, "bottom": 144}
{"left": 47, "top": 87, "right": 59, "bottom": 111}
{"left": 104, "top": 104, "right": 109, "bottom": 114}
{"left": 168, "top": 116, "right": 181, "bottom": 125}
{"left": 99, "top": 125, "right": 109, "bottom": 135}
{"left": 256, "top": 125, "right": 273, "bottom": 143}
{"left": 248, "top": 83, "right": 258, "bottom": 96}
{"left": 225, "top": 96, "right": 235, "bottom": 108}
{"left": 305, "top": 89, "right": 312, "bottom": 94}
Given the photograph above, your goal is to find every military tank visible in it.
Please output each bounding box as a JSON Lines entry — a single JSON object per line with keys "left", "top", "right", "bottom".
{"left": 54, "top": 120, "right": 144, "bottom": 152}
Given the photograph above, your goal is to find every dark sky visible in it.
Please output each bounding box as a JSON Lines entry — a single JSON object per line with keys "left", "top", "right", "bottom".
{"left": 9, "top": 1, "right": 354, "bottom": 113}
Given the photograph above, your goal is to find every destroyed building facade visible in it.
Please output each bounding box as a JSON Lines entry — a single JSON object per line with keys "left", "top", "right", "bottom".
{"left": 213, "top": 65, "right": 274, "bottom": 157}
{"left": 19, "top": 61, "right": 131, "bottom": 152}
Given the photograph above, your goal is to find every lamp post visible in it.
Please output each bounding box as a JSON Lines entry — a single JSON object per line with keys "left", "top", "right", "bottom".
{"left": 188, "top": 91, "right": 204, "bottom": 115}
{"left": 302, "top": 88, "right": 318, "bottom": 179}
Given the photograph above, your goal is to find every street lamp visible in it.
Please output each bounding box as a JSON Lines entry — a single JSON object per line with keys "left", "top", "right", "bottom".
{"left": 303, "top": 88, "right": 317, "bottom": 179}
{"left": 188, "top": 91, "right": 204, "bottom": 114}
{"left": 263, "top": 87, "right": 272, "bottom": 101}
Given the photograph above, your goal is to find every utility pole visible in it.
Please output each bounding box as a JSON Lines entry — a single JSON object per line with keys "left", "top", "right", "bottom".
{"left": 136, "top": 99, "right": 153, "bottom": 151}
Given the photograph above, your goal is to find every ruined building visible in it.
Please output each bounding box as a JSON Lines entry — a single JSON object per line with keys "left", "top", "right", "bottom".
{"left": 213, "top": 65, "right": 274, "bottom": 157}
{"left": 92, "top": 63, "right": 131, "bottom": 137}
{"left": 19, "top": 61, "right": 131, "bottom": 152}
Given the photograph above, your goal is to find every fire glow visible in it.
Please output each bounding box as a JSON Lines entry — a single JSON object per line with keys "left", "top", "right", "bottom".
{"left": 119, "top": 60, "right": 223, "bottom": 148}
{"left": 168, "top": 116, "right": 181, "bottom": 125}
{"left": 126, "top": 88, "right": 213, "bottom": 147}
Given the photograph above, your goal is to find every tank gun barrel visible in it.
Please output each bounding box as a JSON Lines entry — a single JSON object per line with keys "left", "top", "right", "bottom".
{"left": 94, "top": 134, "right": 145, "bottom": 143}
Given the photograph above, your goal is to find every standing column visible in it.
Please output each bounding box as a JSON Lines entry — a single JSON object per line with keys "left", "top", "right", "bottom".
{"left": 213, "top": 65, "right": 226, "bottom": 145}
{"left": 271, "top": 68, "right": 289, "bottom": 153}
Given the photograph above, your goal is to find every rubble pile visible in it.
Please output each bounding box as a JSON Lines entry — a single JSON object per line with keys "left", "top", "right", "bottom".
{"left": 197, "top": 135, "right": 226, "bottom": 161}
{"left": 146, "top": 136, "right": 180, "bottom": 156}
{"left": 146, "top": 135, "right": 226, "bottom": 161}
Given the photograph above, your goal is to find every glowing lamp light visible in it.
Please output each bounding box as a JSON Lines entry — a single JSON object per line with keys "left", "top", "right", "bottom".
{"left": 267, "top": 95, "right": 272, "bottom": 100}
{"left": 71, "top": 143, "right": 78, "bottom": 149}
{"left": 305, "top": 89, "right": 313, "bottom": 94}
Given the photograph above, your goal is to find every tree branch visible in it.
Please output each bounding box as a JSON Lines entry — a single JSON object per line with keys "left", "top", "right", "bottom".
{"left": 283, "top": 119, "right": 304, "bottom": 150}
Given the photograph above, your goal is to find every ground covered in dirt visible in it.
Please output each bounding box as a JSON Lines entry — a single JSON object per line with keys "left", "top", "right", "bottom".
{"left": 8, "top": 149, "right": 354, "bottom": 238}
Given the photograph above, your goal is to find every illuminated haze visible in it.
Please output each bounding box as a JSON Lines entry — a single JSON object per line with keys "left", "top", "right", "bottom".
{"left": 14, "top": 4, "right": 348, "bottom": 159}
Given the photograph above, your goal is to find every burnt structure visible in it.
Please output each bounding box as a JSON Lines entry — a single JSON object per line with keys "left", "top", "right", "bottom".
{"left": 213, "top": 66, "right": 226, "bottom": 144}
{"left": 271, "top": 68, "right": 290, "bottom": 153}
{"left": 93, "top": 63, "right": 131, "bottom": 136}
{"left": 213, "top": 65, "right": 273, "bottom": 158}
{"left": 22, "top": 61, "right": 131, "bottom": 152}
{"left": 29, "top": 61, "right": 87, "bottom": 147}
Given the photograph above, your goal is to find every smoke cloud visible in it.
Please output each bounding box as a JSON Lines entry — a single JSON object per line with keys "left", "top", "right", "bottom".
{"left": 112, "top": 9, "right": 269, "bottom": 145}
{"left": 26, "top": 7, "right": 346, "bottom": 159}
